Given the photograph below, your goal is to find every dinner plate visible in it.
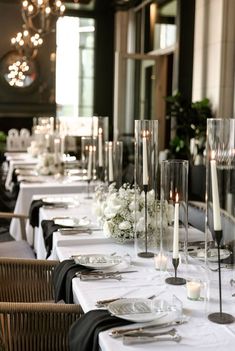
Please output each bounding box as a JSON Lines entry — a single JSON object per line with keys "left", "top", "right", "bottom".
{"left": 73, "top": 254, "right": 122, "bottom": 269}
{"left": 42, "top": 196, "right": 80, "bottom": 208}
{"left": 196, "top": 248, "right": 231, "bottom": 262}
{"left": 54, "top": 217, "right": 90, "bottom": 228}
{"left": 108, "top": 298, "right": 176, "bottom": 323}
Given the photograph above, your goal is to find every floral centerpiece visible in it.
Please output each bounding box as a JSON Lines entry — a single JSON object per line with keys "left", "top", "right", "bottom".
{"left": 36, "top": 152, "right": 63, "bottom": 175}
{"left": 94, "top": 183, "right": 167, "bottom": 244}
{"left": 27, "top": 140, "right": 45, "bottom": 157}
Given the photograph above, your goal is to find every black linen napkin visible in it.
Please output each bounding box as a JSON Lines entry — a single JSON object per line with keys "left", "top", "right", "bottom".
{"left": 41, "top": 220, "right": 62, "bottom": 258}
{"left": 53, "top": 259, "right": 91, "bottom": 303}
{"left": 69, "top": 309, "right": 132, "bottom": 351}
{"left": 29, "top": 199, "right": 44, "bottom": 227}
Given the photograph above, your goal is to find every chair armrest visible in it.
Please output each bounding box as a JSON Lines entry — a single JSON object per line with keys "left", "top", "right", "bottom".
{"left": 0, "top": 212, "right": 28, "bottom": 241}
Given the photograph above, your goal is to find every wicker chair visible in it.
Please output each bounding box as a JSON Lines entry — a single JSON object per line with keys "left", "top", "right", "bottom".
{"left": 0, "top": 302, "right": 82, "bottom": 351}
{"left": 0, "top": 212, "right": 35, "bottom": 258}
{"left": 0, "top": 258, "right": 59, "bottom": 302}
{"left": 0, "top": 258, "right": 83, "bottom": 350}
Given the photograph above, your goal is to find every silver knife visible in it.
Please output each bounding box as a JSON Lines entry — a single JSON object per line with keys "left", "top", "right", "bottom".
{"left": 78, "top": 270, "right": 138, "bottom": 281}
{"left": 109, "top": 318, "right": 187, "bottom": 338}
{"left": 79, "top": 270, "right": 138, "bottom": 275}
{"left": 123, "top": 328, "right": 181, "bottom": 345}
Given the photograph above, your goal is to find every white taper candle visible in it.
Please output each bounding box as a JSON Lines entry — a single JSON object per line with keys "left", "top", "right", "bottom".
{"left": 87, "top": 145, "right": 92, "bottom": 180}
{"left": 108, "top": 142, "right": 114, "bottom": 182}
{"left": 210, "top": 158, "right": 222, "bottom": 230}
{"left": 173, "top": 193, "right": 179, "bottom": 259}
{"left": 142, "top": 131, "right": 148, "bottom": 185}
{"left": 98, "top": 128, "right": 103, "bottom": 167}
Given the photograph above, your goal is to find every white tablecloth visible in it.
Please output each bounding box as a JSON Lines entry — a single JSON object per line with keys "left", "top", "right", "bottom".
{"left": 5, "top": 154, "right": 38, "bottom": 190}
{"left": 21, "top": 191, "right": 235, "bottom": 350}
{"left": 31, "top": 193, "right": 102, "bottom": 258}
{"left": 56, "top": 242, "right": 235, "bottom": 351}
{"left": 10, "top": 181, "right": 92, "bottom": 241}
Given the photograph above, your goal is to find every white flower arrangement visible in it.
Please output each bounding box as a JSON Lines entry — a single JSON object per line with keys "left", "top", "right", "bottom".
{"left": 95, "top": 183, "right": 167, "bottom": 244}
{"left": 27, "top": 140, "right": 45, "bottom": 157}
{"left": 36, "top": 152, "right": 63, "bottom": 175}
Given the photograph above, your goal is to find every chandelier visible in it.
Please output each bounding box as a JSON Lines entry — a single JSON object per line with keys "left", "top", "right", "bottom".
{"left": 21, "top": 0, "right": 66, "bottom": 35}
{"left": 7, "top": 59, "right": 30, "bottom": 87}
{"left": 11, "top": 26, "right": 43, "bottom": 59}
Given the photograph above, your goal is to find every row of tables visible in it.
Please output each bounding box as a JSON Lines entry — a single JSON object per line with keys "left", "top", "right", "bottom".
{"left": 6, "top": 151, "right": 235, "bottom": 351}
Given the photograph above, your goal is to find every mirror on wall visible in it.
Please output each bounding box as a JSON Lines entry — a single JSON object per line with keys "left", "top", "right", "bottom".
{"left": 0, "top": 50, "right": 39, "bottom": 91}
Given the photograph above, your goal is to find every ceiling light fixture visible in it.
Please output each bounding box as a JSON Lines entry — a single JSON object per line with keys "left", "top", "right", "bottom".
{"left": 11, "top": 26, "right": 43, "bottom": 58}
{"left": 21, "top": 0, "right": 66, "bottom": 35}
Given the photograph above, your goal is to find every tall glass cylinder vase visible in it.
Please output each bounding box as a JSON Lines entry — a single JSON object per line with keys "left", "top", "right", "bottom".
{"left": 81, "top": 136, "right": 96, "bottom": 198}
{"left": 104, "top": 141, "right": 123, "bottom": 187}
{"left": 134, "top": 120, "right": 159, "bottom": 258}
{"left": 206, "top": 118, "right": 235, "bottom": 324}
{"left": 92, "top": 116, "right": 109, "bottom": 181}
{"left": 160, "top": 159, "right": 188, "bottom": 285}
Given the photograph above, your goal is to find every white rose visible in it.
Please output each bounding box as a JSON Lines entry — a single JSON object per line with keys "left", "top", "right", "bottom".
{"left": 129, "top": 201, "right": 137, "bottom": 211}
{"left": 103, "top": 206, "right": 116, "bottom": 219}
{"left": 118, "top": 221, "right": 132, "bottom": 230}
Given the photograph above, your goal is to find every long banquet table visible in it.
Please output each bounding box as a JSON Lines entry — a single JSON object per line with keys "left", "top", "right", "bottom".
{"left": 10, "top": 177, "right": 92, "bottom": 242}
{"left": 30, "top": 192, "right": 235, "bottom": 351}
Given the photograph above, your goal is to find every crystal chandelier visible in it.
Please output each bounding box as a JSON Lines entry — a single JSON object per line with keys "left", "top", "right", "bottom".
{"left": 21, "top": 0, "right": 66, "bottom": 35}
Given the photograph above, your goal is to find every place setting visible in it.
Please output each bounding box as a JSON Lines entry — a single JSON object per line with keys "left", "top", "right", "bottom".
{"left": 71, "top": 252, "right": 137, "bottom": 281}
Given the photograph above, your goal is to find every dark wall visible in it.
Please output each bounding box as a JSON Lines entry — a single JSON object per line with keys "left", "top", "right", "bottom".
{"left": 94, "top": 4, "right": 114, "bottom": 138}
{"left": 0, "top": 3, "right": 56, "bottom": 131}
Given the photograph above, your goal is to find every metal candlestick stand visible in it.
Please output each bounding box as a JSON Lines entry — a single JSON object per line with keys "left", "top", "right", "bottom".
{"left": 208, "top": 230, "right": 234, "bottom": 324}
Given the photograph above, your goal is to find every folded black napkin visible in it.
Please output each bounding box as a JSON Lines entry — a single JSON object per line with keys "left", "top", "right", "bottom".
{"left": 53, "top": 259, "right": 91, "bottom": 303}
{"left": 69, "top": 309, "right": 132, "bottom": 351}
{"left": 29, "top": 199, "right": 44, "bottom": 227}
{"left": 41, "top": 220, "right": 63, "bottom": 258}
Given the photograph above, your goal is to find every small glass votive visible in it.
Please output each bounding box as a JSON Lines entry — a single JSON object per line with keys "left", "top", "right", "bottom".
{"left": 186, "top": 279, "right": 202, "bottom": 300}
{"left": 154, "top": 252, "right": 168, "bottom": 271}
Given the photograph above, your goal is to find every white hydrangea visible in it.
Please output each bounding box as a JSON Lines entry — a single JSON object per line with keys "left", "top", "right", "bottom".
{"left": 94, "top": 183, "right": 166, "bottom": 244}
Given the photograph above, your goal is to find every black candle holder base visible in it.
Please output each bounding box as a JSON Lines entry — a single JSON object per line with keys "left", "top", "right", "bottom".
{"left": 208, "top": 312, "right": 234, "bottom": 324}
{"left": 138, "top": 251, "right": 154, "bottom": 258}
{"left": 165, "top": 277, "right": 186, "bottom": 285}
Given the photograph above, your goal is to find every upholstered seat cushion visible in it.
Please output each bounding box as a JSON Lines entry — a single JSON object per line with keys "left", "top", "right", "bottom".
{"left": 0, "top": 240, "right": 35, "bottom": 259}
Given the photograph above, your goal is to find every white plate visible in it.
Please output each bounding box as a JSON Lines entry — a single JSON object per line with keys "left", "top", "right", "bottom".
{"left": 73, "top": 254, "right": 123, "bottom": 269}
{"left": 108, "top": 298, "right": 176, "bottom": 323}
{"left": 43, "top": 196, "right": 79, "bottom": 207}
{"left": 196, "top": 248, "right": 231, "bottom": 262}
{"left": 54, "top": 217, "right": 90, "bottom": 228}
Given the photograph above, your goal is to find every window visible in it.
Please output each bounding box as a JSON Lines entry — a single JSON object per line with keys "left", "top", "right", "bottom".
{"left": 56, "top": 16, "right": 95, "bottom": 118}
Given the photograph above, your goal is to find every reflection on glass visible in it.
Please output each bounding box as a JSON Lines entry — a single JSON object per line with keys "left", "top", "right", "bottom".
{"left": 0, "top": 51, "right": 38, "bottom": 88}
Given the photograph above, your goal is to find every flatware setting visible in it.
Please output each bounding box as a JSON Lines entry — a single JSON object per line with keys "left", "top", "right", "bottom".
{"left": 109, "top": 317, "right": 187, "bottom": 338}
{"left": 58, "top": 228, "right": 93, "bottom": 235}
{"left": 122, "top": 327, "right": 182, "bottom": 345}
{"left": 58, "top": 227, "right": 101, "bottom": 234}
{"left": 77, "top": 270, "right": 138, "bottom": 281}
